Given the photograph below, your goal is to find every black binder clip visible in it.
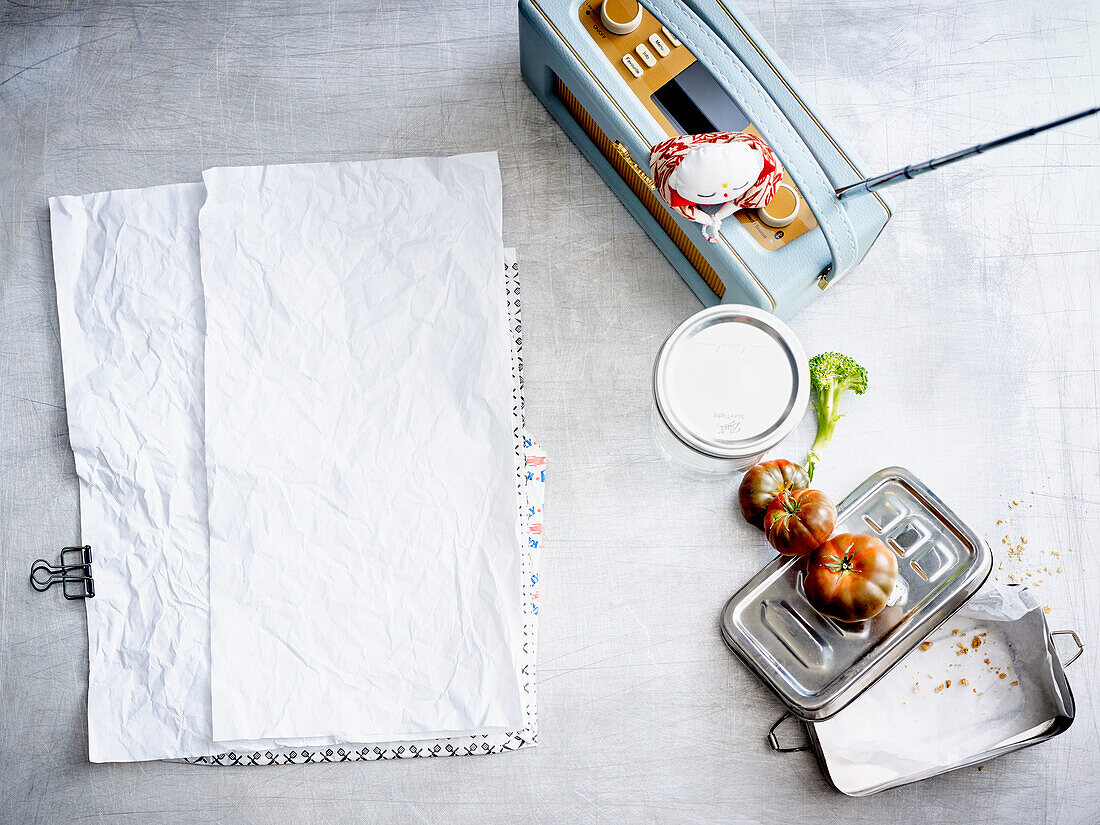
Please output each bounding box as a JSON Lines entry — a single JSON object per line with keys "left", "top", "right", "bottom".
{"left": 30, "top": 545, "right": 95, "bottom": 599}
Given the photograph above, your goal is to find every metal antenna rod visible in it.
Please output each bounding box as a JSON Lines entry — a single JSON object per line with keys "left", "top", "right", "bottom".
{"left": 836, "top": 106, "right": 1100, "bottom": 199}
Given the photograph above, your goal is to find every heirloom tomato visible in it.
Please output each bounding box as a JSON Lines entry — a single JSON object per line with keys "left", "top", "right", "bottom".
{"left": 804, "top": 533, "right": 898, "bottom": 623}
{"left": 738, "top": 460, "right": 810, "bottom": 529}
{"left": 763, "top": 489, "right": 836, "bottom": 556}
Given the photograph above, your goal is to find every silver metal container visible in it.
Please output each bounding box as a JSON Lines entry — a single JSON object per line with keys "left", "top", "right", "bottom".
{"left": 720, "top": 467, "right": 993, "bottom": 720}
{"left": 768, "top": 587, "right": 1081, "bottom": 796}
{"left": 652, "top": 305, "right": 809, "bottom": 475}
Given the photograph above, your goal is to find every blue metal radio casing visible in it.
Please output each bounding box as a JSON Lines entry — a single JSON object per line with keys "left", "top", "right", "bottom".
{"left": 519, "top": 0, "right": 892, "bottom": 317}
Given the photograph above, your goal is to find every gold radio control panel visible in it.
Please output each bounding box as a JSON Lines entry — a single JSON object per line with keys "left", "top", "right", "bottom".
{"left": 578, "top": 0, "right": 817, "bottom": 251}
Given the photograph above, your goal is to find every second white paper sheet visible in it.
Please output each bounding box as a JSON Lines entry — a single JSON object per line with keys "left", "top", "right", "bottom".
{"left": 200, "top": 153, "right": 524, "bottom": 742}
{"left": 50, "top": 184, "right": 214, "bottom": 762}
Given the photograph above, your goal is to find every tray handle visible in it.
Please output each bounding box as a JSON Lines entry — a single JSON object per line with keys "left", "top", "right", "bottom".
{"left": 1051, "top": 630, "right": 1083, "bottom": 667}
{"left": 768, "top": 713, "right": 809, "bottom": 753}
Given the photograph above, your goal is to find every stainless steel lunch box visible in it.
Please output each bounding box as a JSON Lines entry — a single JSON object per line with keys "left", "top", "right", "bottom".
{"left": 719, "top": 466, "right": 1082, "bottom": 795}
{"left": 652, "top": 304, "right": 808, "bottom": 474}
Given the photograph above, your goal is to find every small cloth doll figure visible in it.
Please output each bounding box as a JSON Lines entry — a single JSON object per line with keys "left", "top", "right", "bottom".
{"left": 650, "top": 132, "right": 783, "bottom": 242}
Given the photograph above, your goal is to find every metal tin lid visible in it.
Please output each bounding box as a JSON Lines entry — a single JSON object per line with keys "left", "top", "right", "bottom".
{"left": 653, "top": 305, "right": 809, "bottom": 460}
{"left": 720, "top": 467, "right": 994, "bottom": 721}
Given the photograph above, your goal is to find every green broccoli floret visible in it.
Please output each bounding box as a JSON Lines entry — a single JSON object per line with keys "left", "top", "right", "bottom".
{"left": 805, "top": 352, "right": 869, "bottom": 480}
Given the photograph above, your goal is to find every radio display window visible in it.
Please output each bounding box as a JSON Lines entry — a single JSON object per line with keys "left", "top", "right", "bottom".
{"left": 651, "top": 62, "right": 750, "bottom": 135}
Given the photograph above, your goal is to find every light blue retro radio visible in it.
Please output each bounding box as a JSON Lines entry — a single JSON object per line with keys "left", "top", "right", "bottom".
{"left": 518, "top": 0, "right": 893, "bottom": 318}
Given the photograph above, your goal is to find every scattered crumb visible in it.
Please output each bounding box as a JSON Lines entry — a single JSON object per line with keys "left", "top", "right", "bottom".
{"left": 960, "top": 678, "right": 969, "bottom": 686}
{"left": 1010, "top": 680, "right": 1018, "bottom": 687}
{"left": 1044, "top": 606, "right": 1051, "bottom": 614}
{"left": 919, "top": 641, "right": 933, "bottom": 652}
{"left": 978, "top": 766, "right": 984, "bottom": 771}
{"left": 971, "top": 636, "right": 982, "bottom": 649}
{"left": 999, "top": 673, "right": 1007, "bottom": 680}
{"left": 989, "top": 489, "right": 1077, "bottom": 592}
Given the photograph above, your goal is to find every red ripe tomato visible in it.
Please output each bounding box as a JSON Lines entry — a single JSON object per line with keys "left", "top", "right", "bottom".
{"left": 804, "top": 533, "right": 899, "bottom": 623}
{"left": 763, "top": 489, "right": 836, "bottom": 556}
{"left": 738, "top": 460, "right": 810, "bottom": 529}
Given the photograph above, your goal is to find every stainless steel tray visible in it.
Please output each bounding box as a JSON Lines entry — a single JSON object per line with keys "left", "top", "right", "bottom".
{"left": 768, "top": 587, "right": 1081, "bottom": 796}
{"left": 720, "top": 467, "right": 993, "bottom": 721}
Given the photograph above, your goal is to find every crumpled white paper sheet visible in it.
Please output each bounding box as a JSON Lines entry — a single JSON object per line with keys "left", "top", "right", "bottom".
{"left": 49, "top": 187, "right": 535, "bottom": 763}
{"left": 199, "top": 153, "right": 525, "bottom": 742}
{"left": 49, "top": 184, "right": 216, "bottom": 762}
{"left": 49, "top": 174, "right": 532, "bottom": 762}
{"left": 813, "top": 585, "right": 1071, "bottom": 793}
{"left": 184, "top": 252, "right": 543, "bottom": 763}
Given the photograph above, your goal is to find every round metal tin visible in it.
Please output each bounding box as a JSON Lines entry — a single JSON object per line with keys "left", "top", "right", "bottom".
{"left": 653, "top": 304, "right": 809, "bottom": 472}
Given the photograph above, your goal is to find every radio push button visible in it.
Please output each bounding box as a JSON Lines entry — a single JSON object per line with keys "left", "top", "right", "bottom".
{"left": 600, "top": 0, "right": 642, "bottom": 35}
{"left": 648, "top": 33, "right": 670, "bottom": 57}
{"left": 635, "top": 43, "right": 656, "bottom": 67}
{"left": 661, "top": 25, "right": 681, "bottom": 47}
{"left": 621, "top": 54, "right": 644, "bottom": 78}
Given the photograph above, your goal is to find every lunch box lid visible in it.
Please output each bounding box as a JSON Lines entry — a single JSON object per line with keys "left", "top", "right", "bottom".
{"left": 720, "top": 467, "right": 993, "bottom": 721}
{"left": 653, "top": 305, "right": 809, "bottom": 461}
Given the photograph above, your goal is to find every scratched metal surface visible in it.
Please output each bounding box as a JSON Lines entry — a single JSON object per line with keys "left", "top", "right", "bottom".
{"left": 1, "top": 1, "right": 1097, "bottom": 822}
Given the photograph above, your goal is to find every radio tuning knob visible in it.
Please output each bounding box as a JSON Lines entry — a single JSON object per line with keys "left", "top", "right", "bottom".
{"left": 757, "top": 183, "right": 801, "bottom": 229}
{"left": 600, "top": 0, "right": 642, "bottom": 35}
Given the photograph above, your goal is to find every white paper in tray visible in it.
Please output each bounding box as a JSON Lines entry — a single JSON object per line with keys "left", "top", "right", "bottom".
{"left": 199, "top": 153, "right": 525, "bottom": 743}
{"left": 812, "top": 585, "right": 1070, "bottom": 793}
{"left": 49, "top": 184, "right": 215, "bottom": 762}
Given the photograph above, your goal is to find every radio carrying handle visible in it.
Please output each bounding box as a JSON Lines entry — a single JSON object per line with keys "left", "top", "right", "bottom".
{"left": 650, "top": 0, "right": 860, "bottom": 281}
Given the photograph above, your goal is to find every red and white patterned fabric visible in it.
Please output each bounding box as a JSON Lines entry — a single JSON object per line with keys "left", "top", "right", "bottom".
{"left": 649, "top": 131, "right": 783, "bottom": 240}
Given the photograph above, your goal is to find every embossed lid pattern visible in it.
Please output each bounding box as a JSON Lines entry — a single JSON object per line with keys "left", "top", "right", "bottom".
{"left": 653, "top": 304, "right": 809, "bottom": 460}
